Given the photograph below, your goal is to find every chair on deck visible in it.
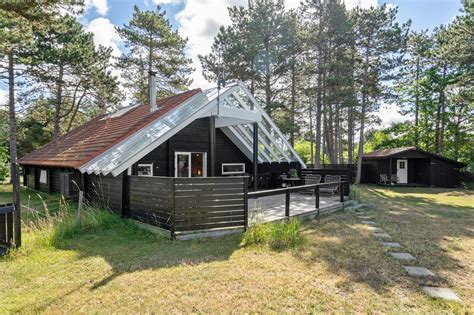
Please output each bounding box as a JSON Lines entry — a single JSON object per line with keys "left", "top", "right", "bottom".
{"left": 320, "top": 175, "right": 341, "bottom": 197}
{"left": 380, "top": 174, "right": 389, "bottom": 185}
{"left": 299, "top": 174, "right": 321, "bottom": 195}
{"left": 390, "top": 174, "right": 399, "bottom": 184}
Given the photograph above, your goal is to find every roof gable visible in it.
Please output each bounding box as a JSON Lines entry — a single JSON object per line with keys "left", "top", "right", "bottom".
{"left": 19, "top": 89, "right": 201, "bottom": 169}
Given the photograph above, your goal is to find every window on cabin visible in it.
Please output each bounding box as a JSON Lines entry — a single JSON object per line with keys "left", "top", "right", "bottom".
{"left": 138, "top": 164, "right": 153, "bottom": 176}
{"left": 222, "top": 163, "right": 245, "bottom": 175}
{"left": 39, "top": 170, "right": 47, "bottom": 184}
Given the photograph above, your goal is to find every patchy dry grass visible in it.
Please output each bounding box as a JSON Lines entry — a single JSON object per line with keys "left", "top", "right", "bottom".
{"left": 0, "top": 184, "right": 472, "bottom": 313}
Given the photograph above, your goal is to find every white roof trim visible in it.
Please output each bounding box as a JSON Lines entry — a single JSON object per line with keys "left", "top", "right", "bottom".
{"left": 78, "top": 81, "right": 305, "bottom": 176}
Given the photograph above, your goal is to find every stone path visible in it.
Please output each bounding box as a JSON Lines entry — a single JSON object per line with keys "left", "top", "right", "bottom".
{"left": 351, "top": 204, "right": 461, "bottom": 303}
{"left": 390, "top": 252, "right": 415, "bottom": 260}
{"left": 422, "top": 287, "right": 461, "bottom": 302}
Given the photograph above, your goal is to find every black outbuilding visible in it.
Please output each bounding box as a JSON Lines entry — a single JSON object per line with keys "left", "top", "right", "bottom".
{"left": 361, "top": 147, "right": 466, "bottom": 188}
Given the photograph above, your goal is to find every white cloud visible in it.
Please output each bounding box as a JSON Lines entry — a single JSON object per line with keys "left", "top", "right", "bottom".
{"left": 86, "top": 18, "right": 122, "bottom": 57}
{"left": 343, "top": 0, "right": 377, "bottom": 10}
{"left": 376, "top": 103, "right": 408, "bottom": 128}
{"left": 85, "top": 0, "right": 109, "bottom": 16}
{"left": 176, "top": 0, "right": 303, "bottom": 89}
{"left": 384, "top": 3, "right": 397, "bottom": 11}
{"left": 0, "top": 89, "right": 7, "bottom": 107}
{"left": 153, "top": 0, "right": 183, "bottom": 4}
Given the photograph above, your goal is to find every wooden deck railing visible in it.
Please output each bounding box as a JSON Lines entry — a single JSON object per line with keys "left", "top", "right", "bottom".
{"left": 0, "top": 203, "right": 14, "bottom": 248}
{"left": 246, "top": 181, "right": 346, "bottom": 228}
{"left": 102, "top": 175, "right": 346, "bottom": 237}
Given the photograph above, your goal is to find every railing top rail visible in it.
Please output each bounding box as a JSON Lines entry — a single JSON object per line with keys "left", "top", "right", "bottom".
{"left": 248, "top": 181, "right": 346, "bottom": 199}
{"left": 129, "top": 175, "right": 249, "bottom": 180}
{"left": 0, "top": 204, "right": 14, "bottom": 214}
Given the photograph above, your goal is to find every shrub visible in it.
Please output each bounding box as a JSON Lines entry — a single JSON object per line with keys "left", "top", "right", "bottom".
{"left": 242, "top": 219, "right": 304, "bottom": 250}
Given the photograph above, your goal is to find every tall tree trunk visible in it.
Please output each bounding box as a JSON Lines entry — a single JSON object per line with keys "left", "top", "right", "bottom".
{"left": 290, "top": 62, "right": 296, "bottom": 146}
{"left": 309, "top": 100, "right": 314, "bottom": 165}
{"left": 347, "top": 103, "right": 354, "bottom": 164}
{"left": 315, "top": 57, "right": 323, "bottom": 168}
{"left": 8, "top": 50, "right": 21, "bottom": 247}
{"left": 53, "top": 62, "right": 64, "bottom": 139}
{"left": 414, "top": 55, "right": 420, "bottom": 147}
{"left": 435, "top": 64, "right": 446, "bottom": 154}
{"left": 356, "top": 43, "right": 370, "bottom": 185}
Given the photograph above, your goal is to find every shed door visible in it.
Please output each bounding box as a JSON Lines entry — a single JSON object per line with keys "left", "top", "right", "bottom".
{"left": 397, "top": 159, "right": 408, "bottom": 184}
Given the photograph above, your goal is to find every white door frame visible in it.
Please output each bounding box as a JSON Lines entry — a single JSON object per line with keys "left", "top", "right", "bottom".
{"left": 174, "top": 151, "right": 207, "bottom": 177}
{"left": 397, "top": 159, "right": 408, "bottom": 184}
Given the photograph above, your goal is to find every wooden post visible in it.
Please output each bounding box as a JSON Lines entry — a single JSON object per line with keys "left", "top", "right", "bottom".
{"left": 315, "top": 186, "right": 320, "bottom": 209}
{"left": 340, "top": 182, "right": 344, "bottom": 202}
{"left": 253, "top": 123, "right": 258, "bottom": 191}
{"left": 78, "top": 191, "right": 84, "bottom": 224}
{"left": 122, "top": 171, "right": 130, "bottom": 218}
{"left": 243, "top": 177, "right": 249, "bottom": 231}
{"left": 170, "top": 178, "right": 176, "bottom": 239}
{"left": 209, "top": 116, "right": 216, "bottom": 177}
{"left": 285, "top": 189, "right": 290, "bottom": 218}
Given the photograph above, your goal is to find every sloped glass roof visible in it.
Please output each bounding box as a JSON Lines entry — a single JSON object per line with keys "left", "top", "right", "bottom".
{"left": 204, "top": 82, "right": 305, "bottom": 166}
{"left": 80, "top": 81, "right": 305, "bottom": 176}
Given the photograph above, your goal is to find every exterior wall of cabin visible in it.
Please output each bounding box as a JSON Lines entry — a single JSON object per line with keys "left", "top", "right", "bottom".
{"left": 430, "top": 158, "right": 461, "bottom": 188}
{"left": 132, "top": 117, "right": 254, "bottom": 177}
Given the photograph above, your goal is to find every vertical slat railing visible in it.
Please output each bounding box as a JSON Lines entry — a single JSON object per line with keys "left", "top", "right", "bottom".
{"left": 243, "top": 177, "right": 249, "bottom": 231}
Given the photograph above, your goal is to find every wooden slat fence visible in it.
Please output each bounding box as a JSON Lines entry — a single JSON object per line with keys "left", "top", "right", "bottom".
{"left": 127, "top": 176, "right": 247, "bottom": 236}
{"left": 0, "top": 203, "right": 14, "bottom": 248}
{"left": 174, "top": 177, "right": 246, "bottom": 232}
{"left": 129, "top": 176, "right": 174, "bottom": 229}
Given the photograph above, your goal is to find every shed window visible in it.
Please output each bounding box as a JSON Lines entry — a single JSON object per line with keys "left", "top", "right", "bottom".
{"left": 39, "top": 170, "right": 48, "bottom": 184}
{"left": 137, "top": 164, "right": 153, "bottom": 176}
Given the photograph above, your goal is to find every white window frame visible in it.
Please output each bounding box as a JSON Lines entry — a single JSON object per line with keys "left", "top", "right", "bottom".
{"left": 174, "top": 151, "right": 207, "bottom": 178}
{"left": 222, "top": 163, "right": 245, "bottom": 175}
{"left": 39, "top": 169, "right": 48, "bottom": 184}
{"left": 137, "top": 163, "right": 153, "bottom": 177}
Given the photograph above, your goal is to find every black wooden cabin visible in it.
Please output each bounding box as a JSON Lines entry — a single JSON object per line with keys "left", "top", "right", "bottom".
{"left": 361, "top": 147, "right": 466, "bottom": 188}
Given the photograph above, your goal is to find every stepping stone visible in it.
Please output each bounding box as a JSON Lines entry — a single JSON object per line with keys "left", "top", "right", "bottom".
{"left": 361, "top": 220, "right": 376, "bottom": 225}
{"left": 380, "top": 242, "right": 401, "bottom": 248}
{"left": 422, "top": 287, "right": 461, "bottom": 302}
{"left": 367, "top": 226, "right": 383, "bottom": 232}
{"left": 373, "top": 232, "right": 391, "bottom": 239}
{"left": 352, "top": 204, "right": 366, "bottom": 210}
{"left": 390, "top": 252, "right": 415, "bottom": 260}
{"left": 403, "top": 266, "right": 434, "bottom": 277}
{"left": 357, "top": 216, "right": 372, "bottom": 219}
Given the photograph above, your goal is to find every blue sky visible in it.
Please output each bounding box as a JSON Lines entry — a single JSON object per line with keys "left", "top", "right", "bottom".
{"left": 0, "top": 0, "right": 464, "bottom": 127}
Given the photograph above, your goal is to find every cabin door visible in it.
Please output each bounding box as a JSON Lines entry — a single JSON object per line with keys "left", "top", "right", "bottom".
{"left": 174, "top": 152, "right": 207, "bottom": 177}
{"left": 397, "top": 159, "right": 408, "bottom": 184}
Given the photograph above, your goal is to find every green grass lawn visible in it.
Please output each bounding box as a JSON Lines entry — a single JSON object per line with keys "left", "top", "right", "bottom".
{"left": 0, "top": 184, "right": 473, "bottom": 313}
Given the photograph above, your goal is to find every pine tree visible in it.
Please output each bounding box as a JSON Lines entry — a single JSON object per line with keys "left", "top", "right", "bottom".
{"left": 352, "top": 4, "right": 410, "bottom": 183}
{"left": 116, "top": 5, "right": 192, "bottom": 103}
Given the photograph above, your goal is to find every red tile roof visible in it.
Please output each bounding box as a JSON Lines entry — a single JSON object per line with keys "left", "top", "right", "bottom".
{"left": 19, "top": 89, "right": 201, "bottom": 169}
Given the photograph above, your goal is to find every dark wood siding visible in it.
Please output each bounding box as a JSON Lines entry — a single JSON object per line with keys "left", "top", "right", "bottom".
{"left": 133, "top": 118, "right": 253, "bottom": 177}
{"left": 51, "top": 169, "right": 62, "bottom": 193}
{"left": 362, "top": 149, "right": 464, "bottom": 187}
{"left": 216, "top": 128, "right": 252, "bottom": 176}
{"left": 85, "top": 173, "right": 123, "bottom": 215}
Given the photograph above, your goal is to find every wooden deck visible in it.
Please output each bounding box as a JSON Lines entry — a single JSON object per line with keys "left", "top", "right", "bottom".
{"left": 249, "top": 192, "right": 351, "bottom": 223}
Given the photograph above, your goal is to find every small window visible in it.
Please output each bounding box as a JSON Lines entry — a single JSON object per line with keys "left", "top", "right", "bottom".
{"left": 399, "top": 161, "right": 405, "bottom": 169}
{"left": 138, "top": 164, "right": 153, "bottom": 176}
{"left": 222, "top": 163, "right": 245, "bottom": 175}
{"left": 39, "top": 170, "right": 48, "bottom": 184}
